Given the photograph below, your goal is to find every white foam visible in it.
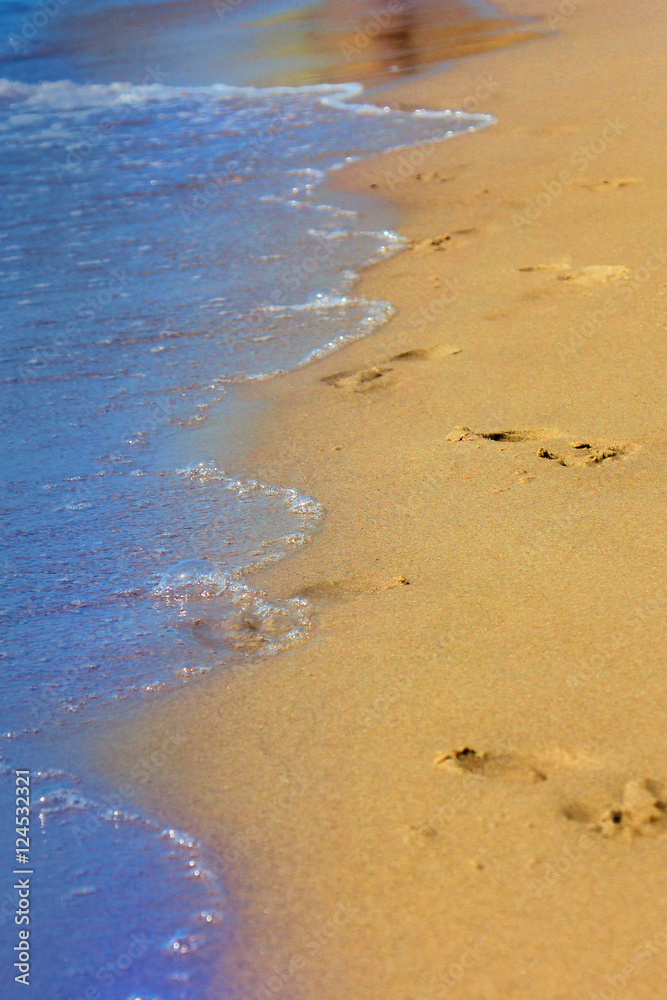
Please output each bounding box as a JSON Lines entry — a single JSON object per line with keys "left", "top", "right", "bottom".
{"left": 155, "top": 559, "right": 232, "bottom": 599}
{"left": 0, "top": 76, "right": 495, "bottom": 134}
{"left": 158, "top": 463, "right": 321, "bottom": 651}
{"left": 32, "top": 769, "right": 227, "bottom": 995}
{"left": 295, "top": 299, "right": 396, "bottom": 367}
{"left": 255, "top": 292, "right": 369, "bottom": 314}
{"left": 179, "top": 461, "right": 325, "bottom": 524}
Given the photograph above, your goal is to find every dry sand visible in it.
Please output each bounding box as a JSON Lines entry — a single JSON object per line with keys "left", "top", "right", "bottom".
{"left": 95, "top": 1, "right": 667, "bottom": 996}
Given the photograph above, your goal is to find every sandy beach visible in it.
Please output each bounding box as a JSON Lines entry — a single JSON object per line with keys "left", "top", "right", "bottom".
{"left": 95, "top": 0, "right": 667, "bottom": 996}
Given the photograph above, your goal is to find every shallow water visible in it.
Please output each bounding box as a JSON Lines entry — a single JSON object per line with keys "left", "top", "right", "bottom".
{"left": 0, "top": 0, "right": 501, "bottom": 996}
{"left": 0, "top": 0, "right": 531, "bottom": 88}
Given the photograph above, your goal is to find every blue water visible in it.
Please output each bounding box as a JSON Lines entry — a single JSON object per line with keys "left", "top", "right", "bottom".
{"left": 0, "top": 1, "right": 494, "bottom": 997}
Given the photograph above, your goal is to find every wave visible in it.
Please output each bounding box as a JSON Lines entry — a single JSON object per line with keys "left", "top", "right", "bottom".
{"left": 0, "top": 74, "right": 495, "bottom": 132}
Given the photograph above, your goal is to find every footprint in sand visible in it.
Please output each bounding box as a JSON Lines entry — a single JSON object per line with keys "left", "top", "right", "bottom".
{"left": 295, "top": 574, "right": 409, "bottom": 602}
{"left": 517, "top": 258, "right": 572, "bottom": 273}
{"left": 518, "top": 262, "right": 630, "bottom": 285}
{"left": 319, "top": 365, "right": 390, "bottom": 391}
{"left": 410, "top": 228, "right": 478, "bottom": 253}
{"left": 445, "top": 427, "right": 555, "bottom": 443}
{"left": 389, "top": 348, "right": 431, "bottom": 361}
{"left": 444, "top": 426, "right": 631, "bottom": 468}
{"left": 320, "top": 345, "right": 461, "bottom": 392}
{"left": 392, "top": 345, "right": 462, "bottom": 361}
{"left": 413, "top": 165, "right": 470, "bottom": 184}
{"left": 433, "top": 747, "right": 548, "bottom": 783}
{"left": 579, "top": 177, "right": 641, "bottom": 191}
{"left": 557, "top": 264, "right": 630, "bottom": 285}
{"left": 430, "top": 748, "right": 667, "bottom": 845}
{"left": 564, "top": 778, "right": 667, "bottom": 840}
{"left": 537, "top": 441, "right": 627, "bottom": 467}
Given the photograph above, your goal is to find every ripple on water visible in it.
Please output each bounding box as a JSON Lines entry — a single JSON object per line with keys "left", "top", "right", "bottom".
{"left": 12, "top": 766, "right": 230, "bottom": 1000}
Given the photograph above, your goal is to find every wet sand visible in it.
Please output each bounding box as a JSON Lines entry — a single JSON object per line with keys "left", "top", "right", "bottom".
{"left": 46, "top": 0, "right": 537, "bottom": 87}
{"left": 96, "top": 0, "right": 667, "bottom": 997}
{"left": 246, "top": 0, "right": 541, "bottom": 87}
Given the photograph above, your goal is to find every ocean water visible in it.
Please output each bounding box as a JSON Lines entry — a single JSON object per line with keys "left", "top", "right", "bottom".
{"left": 0, "top": 1, "right": 496, "bottom": 997}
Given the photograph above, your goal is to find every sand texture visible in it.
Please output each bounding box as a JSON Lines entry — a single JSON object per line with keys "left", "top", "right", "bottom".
{"left": 95, "top": 1, "right": 667, "bottom": 996}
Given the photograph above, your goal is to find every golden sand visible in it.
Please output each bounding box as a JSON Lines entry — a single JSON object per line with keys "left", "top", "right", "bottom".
{"left": 96, "top": 1, "right": 667, "bottom": 996}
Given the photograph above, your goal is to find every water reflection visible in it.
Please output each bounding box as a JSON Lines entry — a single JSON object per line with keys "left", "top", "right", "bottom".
{"left": 36, "top": 0, "right": 540, "bottom": 90}
{"left": 248, "top": 0, "right": 540, "bottom": 86}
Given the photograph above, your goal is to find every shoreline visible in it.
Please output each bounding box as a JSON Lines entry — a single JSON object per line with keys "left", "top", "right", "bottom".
{"left": 96, "top": 2, "right": 667, "bottom": 997}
